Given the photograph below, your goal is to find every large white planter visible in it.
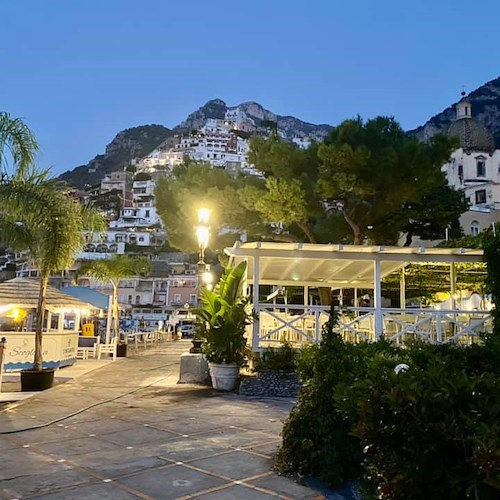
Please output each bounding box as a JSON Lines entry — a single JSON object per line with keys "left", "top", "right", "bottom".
{"left": 208, "top": 362, "right": 240, "bottom": 391}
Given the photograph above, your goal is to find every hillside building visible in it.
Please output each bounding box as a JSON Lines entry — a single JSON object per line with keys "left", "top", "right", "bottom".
{"left": 443, "top": 93, "right": 500, "bottom": 235}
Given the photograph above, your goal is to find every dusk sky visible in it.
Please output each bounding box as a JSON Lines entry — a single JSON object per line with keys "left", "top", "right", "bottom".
{"left": 2, "top": 0, "right": 499, "bottom": 175}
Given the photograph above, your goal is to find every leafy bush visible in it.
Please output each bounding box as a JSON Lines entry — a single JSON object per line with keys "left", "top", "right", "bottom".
{"left": 275, "top": 324, "right": 500, "bottom": 498}
{"left": 195, "top": 261, "right": 252, "bottom": 365}
{"left": 254, "top": 341, "right": 299, "bottom": 372}
{"left": 275, "top": 328, "right": 402, "bottom": 487}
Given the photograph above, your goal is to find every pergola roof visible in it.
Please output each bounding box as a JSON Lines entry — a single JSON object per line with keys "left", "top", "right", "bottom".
{"left": 0, "top": 278, "right": 95, "bottom": 313}
{"left": 225, "top": 242, "right": 484, "bottom": 288}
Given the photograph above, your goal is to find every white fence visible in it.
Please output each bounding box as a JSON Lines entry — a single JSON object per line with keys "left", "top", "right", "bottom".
{"left": 252, "top": 304, "right": 493, "bottom": 350}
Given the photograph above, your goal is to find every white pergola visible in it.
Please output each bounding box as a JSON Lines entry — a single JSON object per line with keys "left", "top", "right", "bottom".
{"left": 225, "top": 242, "right": 486, "bottom": 347}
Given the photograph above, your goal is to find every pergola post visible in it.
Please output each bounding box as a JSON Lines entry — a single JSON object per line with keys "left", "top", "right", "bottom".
{"left": 252, "top": 254, "right": 260, "bottom": 352}
{"left": 400, "top": 268, "right": 406, "bottom": 309}
{"left": 373, "top": 259, "right": 383, "bottom": 338}
{"left": 450, "top": 262, "right": 457, "bottom": 310}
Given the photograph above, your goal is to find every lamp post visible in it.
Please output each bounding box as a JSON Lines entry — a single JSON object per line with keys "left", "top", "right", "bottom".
{"left": 191, "top": 208, "right": 212, "bottom": 353}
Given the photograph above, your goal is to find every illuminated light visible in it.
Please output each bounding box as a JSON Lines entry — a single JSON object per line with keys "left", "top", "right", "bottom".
{"left": 197, "top": 208, "right": 211, "bottom": 225}
{"left": 202, "top": 271, "right": 213, "bottom": 285}
{"left": 8, "top": 308, "right": 26, "bottom": 322}
{"left": 196, "top": 225, "right": 210, "bottom": 249}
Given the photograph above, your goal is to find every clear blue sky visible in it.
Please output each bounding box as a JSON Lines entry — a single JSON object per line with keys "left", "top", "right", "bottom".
{"left": 2, "top": 0, "right": 499, "bottom": 175}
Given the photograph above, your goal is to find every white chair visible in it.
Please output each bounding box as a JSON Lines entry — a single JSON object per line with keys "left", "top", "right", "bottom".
{"left": 98, "top": 337, "right": 118, "bottom": 360}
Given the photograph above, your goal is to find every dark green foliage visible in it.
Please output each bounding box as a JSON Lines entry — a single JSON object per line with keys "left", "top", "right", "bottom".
{"left": 276, "top": 325, "right": 500, "bottom": 498}
{"left": 355, "top": 336, "right": 500, "bottom": 499}
{"left": 254, "top": 341, "right": 299, "bottom": 372}
{"left": 483, "top": 232, "right": 500, "bottom": 336}
{"left": 275, "top": 326, "right": 402, "bottom": 487}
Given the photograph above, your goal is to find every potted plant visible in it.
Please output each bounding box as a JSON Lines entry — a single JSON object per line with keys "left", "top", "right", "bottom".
{"left": 0, "top": 172, "right": 104, "bottom": 390}
{"left": 194, "top": 261, "right": 252, "bottom": 391}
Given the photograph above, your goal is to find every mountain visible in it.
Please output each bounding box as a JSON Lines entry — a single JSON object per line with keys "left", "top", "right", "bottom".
{"left": 58, "top": 124, "right": 173, "bottom": 188}
{"left": 59, "top": 81, "right": 500, "bottom": 189}
{"left": 412, "top": 77, "right": 500, "bottom": 147}
{"left": 173, "top": 99, "right": 333, "bottom": 141}
{"left": 59, "top": 100, "right": 333, "bottom": 188}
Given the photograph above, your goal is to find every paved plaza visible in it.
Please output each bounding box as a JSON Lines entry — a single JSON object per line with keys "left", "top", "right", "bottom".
{"left": 0, "top": 341, "right": 326, "bottom": 499}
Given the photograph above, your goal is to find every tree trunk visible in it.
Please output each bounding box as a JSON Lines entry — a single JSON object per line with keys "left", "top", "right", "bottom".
{"left": 112, "top": 282, "right": 120, "bottom": 340}
{"left": 318, "top": 287, "right": 333, "bottom": 306}
{"left": 404, "top": 231, "right": 413, "bottom": 247}
{"left": 297, "top": 221, "right": 317, "bottom": 244}
{"left": 343, "top": 211, "right": 362, "bottom": 245}
{"left": 34, "top": 273, "right": 49, "bottom": 370}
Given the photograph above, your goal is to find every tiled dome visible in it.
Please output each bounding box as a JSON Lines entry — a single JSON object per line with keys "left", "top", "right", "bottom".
{"left": 447, "top": 96, "right": 495, "bottom": 154}
{"left": 448, "top": 118, "right": 495, "bottom": 154}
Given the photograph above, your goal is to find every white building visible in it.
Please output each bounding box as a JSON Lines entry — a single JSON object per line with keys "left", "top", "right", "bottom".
{"left": 443, "top": 94, "right": 500, "bottom": 235}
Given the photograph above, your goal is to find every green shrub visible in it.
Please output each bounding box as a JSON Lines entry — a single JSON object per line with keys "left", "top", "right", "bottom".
{"left": 254, "top": 341, "right": 299, "bottom": 372}
{"left": 275, "top": 329, "right": 402, "bottom": 487}
{"left": 275, "top": 323, "right": 500, "bottom": 497}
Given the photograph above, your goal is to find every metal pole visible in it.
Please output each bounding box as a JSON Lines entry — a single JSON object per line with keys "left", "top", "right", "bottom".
{"left": 252, "top": 255, "right": 260, "bottom": 352}
{"left": 106, "top": 294, "right": 113, "bottom": 344}
{"left": 374, "top": 260, "right": 383, "bottom": 338}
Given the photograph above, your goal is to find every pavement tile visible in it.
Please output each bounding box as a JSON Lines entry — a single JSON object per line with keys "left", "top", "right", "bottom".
{"left": 148, "top": 416, "right": 225, "bottom": 435}
{"left": 63, "top": 416, "right": 139, "bottom": 435}
{"left": 34, "top": 435, "right": 124, "bottom": 457}
{"left": 32, "top": 481, "right": 143, "bottom": 499}
{"left": 249, "top": 474, "right": 324, "bottom": 499}
{"left": 145, "top": 436, "right": 232, "bottom": 462}
{"left": 243, "top": 440, "right": 282, "bottom": 457}
{"left": 193, "top": 427, "right": 275, "bottom": 448}
{"left": 0, "top": 435, "right": 23, "bottom": 451}
{"left": 188, "top": 450, "right": 273, "bottom": 481}
{"left": 0, "top": 467, "right": 94, "bottom": 498}
{"left": 102, "top": 425, "right": 179, "bottom": 446}
{"left": 4, "top": 424, "right": 87, "bottom": 445}
{"left": 116, "top": 463, "right": 227, "bottom": 499}
{"left": 0, "top": 343, "right": 323, "bottom": 499}
{"left": 0, "top": 447, "right": 68, "bottom": 480}
{"left": 66, "top": 447, "right": 168, "bottom": 478}
{"left": 190, "top": 483, "right": 281, "bottom": 499}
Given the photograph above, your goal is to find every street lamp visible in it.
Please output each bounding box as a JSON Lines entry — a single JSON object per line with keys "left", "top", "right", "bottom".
{"left": 191, "top": 208, "right": 212, "bottom": 353}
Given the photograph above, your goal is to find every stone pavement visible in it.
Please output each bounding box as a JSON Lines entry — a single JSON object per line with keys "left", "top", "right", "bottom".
{"left": 0, "top": 341, "right": 325, "bottom": 499}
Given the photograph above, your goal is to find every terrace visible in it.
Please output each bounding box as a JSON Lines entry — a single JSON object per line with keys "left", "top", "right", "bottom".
{"left": 224, "top": 242, "right": 491, "bottom": 350}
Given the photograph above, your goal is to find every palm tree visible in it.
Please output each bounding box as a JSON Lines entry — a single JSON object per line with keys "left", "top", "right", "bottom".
{"left": 0, "top": 112, "right": 39, "bottom": 179}
{"left": 0, "top": 171, "right": 105, "bottom": 370}
{"left": 77, "top": 255, "right": 152, "bottom": 342}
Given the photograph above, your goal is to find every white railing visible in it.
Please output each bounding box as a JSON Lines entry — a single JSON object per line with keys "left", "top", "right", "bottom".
{"left": 252, "top": 304, "right": 493, "bottom": 350}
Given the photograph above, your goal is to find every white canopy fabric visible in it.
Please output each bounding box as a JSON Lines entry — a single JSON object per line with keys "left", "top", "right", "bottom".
{"left": 225, "top": 242, "right": 484, "bottom": 288}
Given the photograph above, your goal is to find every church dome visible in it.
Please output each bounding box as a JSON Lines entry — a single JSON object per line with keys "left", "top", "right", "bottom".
{"left": 447, "top": 96, "right": 495, "bottom": 154}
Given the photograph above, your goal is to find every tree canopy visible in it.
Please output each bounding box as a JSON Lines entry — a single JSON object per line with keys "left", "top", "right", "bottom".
{"left": 155, "top": 116, "right": 464, "bottom": 253}
{"left": 77, "top": 254, "right": 152, "bottom": 340}
{"left": 0, "top": 112, "right": 39, "bottom": 179}
{"left": 0, "top": 170, "right": 105, "bottom": 369}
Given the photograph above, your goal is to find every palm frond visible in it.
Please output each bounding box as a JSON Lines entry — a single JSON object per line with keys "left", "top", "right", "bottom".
{"left": 0, "top": 112, "right": 39, "bottom": 178}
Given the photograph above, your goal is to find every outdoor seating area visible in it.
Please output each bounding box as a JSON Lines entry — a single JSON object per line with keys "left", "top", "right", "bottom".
{"left": 224, "top": 242, "right": 492, "bottom": 351}
{"left": 256, "top": 305, "right": 492, "bottom": 347}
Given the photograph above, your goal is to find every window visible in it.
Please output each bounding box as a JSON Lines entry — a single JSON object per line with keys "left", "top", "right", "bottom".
{"left": 458, "top": 165, "right": 463, "bottom": 183}
{"left": 173, "top": 294, "right": 181, "bottom": 304}
{"left": 476, "top": 160, "right": 486, "bottom": 177}
{"left": 135, "top": 295, "right": 140, "bottom": 304}
{"left": 128, "top": 295, "right": 132, "bottom": 304}
{"left": 475, "top": 189, "right": 487, "bottom": 204}
{"left": 471, "top": 220, "right": 480, "bottom": 236}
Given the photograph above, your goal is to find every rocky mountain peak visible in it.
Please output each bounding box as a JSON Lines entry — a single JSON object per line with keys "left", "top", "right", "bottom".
{"left": 412, "top": 76, "right": 500, "bottom": 147}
